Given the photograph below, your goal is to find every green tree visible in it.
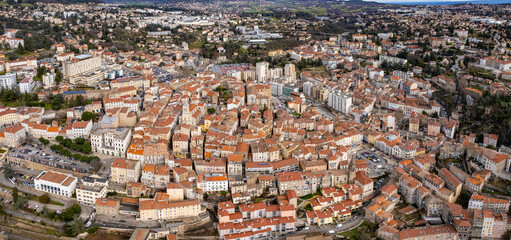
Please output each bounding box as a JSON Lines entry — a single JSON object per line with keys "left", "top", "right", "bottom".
{"left": 82, "top": 142, "right": 92, "bottom": 154}
{"left": 81, "top": 111, "right": 96, "bottom": 121}
{"left": 39, "top": 137, "right": 49, "bottom": 145}
{"left": 60, "top": 203, "right": 81, "bottom": 222}
{"left": 2, "top": 163, "right": 14, "bottom": 179}
{"left": 13, "top": 195, "right": 27, "bottom": 210}
{"left": 207, "top": 108, "right": 216, "bottom": 114}
{"left": 65, "top": 215, "right": 85, "bottom": 236}
{"left": 39, "top": 194, "right": 51, "bottom": 204}
{"left": 15, "top": 42, "right": 25, "bottom": 54}
{"left": 12, "top": 187, "right": 18, "bottom": 203}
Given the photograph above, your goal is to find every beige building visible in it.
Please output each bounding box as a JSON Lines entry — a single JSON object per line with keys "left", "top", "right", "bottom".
{"left": 95, "top": 198, "right": 120, "bottom": 216}
{"left": 0, "top": 125, "right": 26, "bottom": 147}
{"left": 139, "top": 193, "right": 201, "bottom": 221}
{"left": 63, "top": 55, "right": 101, "bottom": 77}
{"left": 166, "top": 183, "right": 185, "bottom": 201}
{"left": 75, "top": 176, "right": 108, "bottom": 206}
{"left": 110, "top": 158, "right": 141, "bottom": 184}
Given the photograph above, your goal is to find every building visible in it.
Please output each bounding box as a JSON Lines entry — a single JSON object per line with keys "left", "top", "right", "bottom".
{"left": 42, "top": 72, "right": 56, "bottom": 87}
{"left": 0, "top": 73, "right": 17, "bottom": 89}
{"left": 328, "top": 91, "right": 352, "bottom": 114}
{"left": 34, "top": 171, "right": 78, "bottom": 197}
{"left": 396, "top": 225, "right": 457, "bottom": 240}
{"left": 95, "top": 198, "right": 120, "bottom": 216}
{"left": 284, "top": 64, "right": 296, "bottom": 82}
{"left": 19, "top": 77, "right": 35, "bottom": 93}
{"left": 256, "top": 62, "right": 269, "bottom": 82}
{"left": 110, "top": 158, "right": 141, "bottom": 184}
{"left": 63, "top": 55, "right": 101, "bottom": 77}
{"left": 75, "top": 176, "right": 108, "bottom": 206}
{"left": 139, "top": 193, "right": 201, "bottom": 221}
{"left": 468, "top": 194, "right": 510, "bottom": 213}
{"left": 90, "top": 128, "right": 132, "bottom": 157}
{"left": 1, "top": 125, "right": 26, "bottom": 147}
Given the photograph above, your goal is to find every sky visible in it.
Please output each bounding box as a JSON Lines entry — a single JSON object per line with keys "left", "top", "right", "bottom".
{"left": 366, "top": 0, "right": 474, "bottom": 2}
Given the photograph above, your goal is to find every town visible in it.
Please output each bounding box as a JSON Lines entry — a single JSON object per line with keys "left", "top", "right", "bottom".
{"left": 0, "top": 0, "right": 509, "bottom": 240}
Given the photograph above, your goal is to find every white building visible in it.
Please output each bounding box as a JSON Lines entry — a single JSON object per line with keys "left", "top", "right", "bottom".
{"left": 328, "top": 91, "right": 352, "bottom": 114}
{"left": 34, "top": 171, "right": 78, "bottom": 198}
{"left": 284, "top": 64, "right": 296, "bottom": 82}
{"left": 75, "top": 176, "right": 108, "bottom": 206}
{"left": 19, "top": 77, "right": 35, "bottom": 93}
{"left": 42, "top": 72, "right": 56, "bottom": 87}
{"left": 256, "top": 62, "right": 269, "bottom": 82}
{"left": 90, "top": 128, "right": 132, "bottom": 157}
{"left": 197, "top": 174, "right": 228, "bottom": 193}
{"left": 303, "top": 82, "right": 313, "bottom": 97}
{"left": 0, "top": 73, "right": 17, "bottom": 89}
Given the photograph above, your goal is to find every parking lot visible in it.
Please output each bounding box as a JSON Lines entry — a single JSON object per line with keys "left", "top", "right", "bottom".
{"left": 11, "top": 144, "right": 92, "bottom": 174}
{"left": 356, "top": 149, "right": 392, "bottom": 181}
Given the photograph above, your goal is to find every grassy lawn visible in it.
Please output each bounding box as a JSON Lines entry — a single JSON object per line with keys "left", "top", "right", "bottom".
{"left": 339, "top": 221, "right": 377, "bottom": 239}
{"left": 299, "top": 194, "right": 315, "bottom": 200}
{"left": 0, "top": 2, "right": 9, "bottom": 6}
{"left": 29, "top": 195, "right": 65, "bottom": 206}
{"left": 189, "top": 40, "right": 205, "bottom": 49}
{"left": 0, "top": 149, "right": 6, "bottom": 153}
{"left": 254, "top": 198, "right": 265, "bottom": 202}
{"left": 20, "top": 3, "right": 32, "bottom": 7}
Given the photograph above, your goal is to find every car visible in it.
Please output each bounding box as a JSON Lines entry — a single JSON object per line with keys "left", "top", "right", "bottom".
{"left": 336, "top": 224, "right": 343, "bottom": 228}
{"left": 328, "top": 230, "right": 335, "bottom": 234}
{"left": 304, "top": 227, "right": 309, "bottom": 230}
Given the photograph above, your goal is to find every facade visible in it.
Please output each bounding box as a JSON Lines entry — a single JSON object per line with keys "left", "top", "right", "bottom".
{"left": 63, "top": 55, "right": 101, "bottom": 77}
{"left": 90, "top": 128, "right": 132, "bottom": 157}
{"left": 34, "top": 171, "right": 78, "bottom": 197}
{"left": 110, "top": 158, "right": 141, "bottom": 184}
{"left": 2, "top": 125, "right": 26, "bottom": 147}
{"left": 139, "top": 195, "right": 201, "bottom": 221}
{"left": 95, "top": 198, "right": 120, "bottom": 216}
{"left": 0, "top": 73, "right": 17, "bottom": 89}
{"left": 75, "top": 176, "right": 108, "bottom": 206}
{"left": 328, "top": 91, "right": 352, "bottom": 114}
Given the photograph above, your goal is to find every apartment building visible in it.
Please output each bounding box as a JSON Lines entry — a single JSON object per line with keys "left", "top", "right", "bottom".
{"left": 396, "top": 225, "right": 457, "bottom": 240}
{"left": 276, "top": 172, "right": 315, "bottom": 196}
{"left": 468, "top": 194, "right": 510, "bottom": 213}
{"left": 197, "top": 173, "right": 228, "bottom": 193}
{"left": 63, "top": 55, "right": 101, "bottom": 78}
{"left": 90, "top": 127, "right": 132, "bottom": 158}
{"left": 139, "top": 193, "right": 201, "bottom": 221}
{"left": 95, "top": 198, "right": 120, "bottom": 216}
{"left": 0, "top": 73, "right": 17, "bottom": 89}
{"left": 34, "top": 171, "right": 78, "bottom": 197}
{"left": 141, "top": 164, "right": 170, "bottom": 189}
{"left": 75, "top": 176, "right": 108, "bottom": 206}
{"left": 1, "top": 125, "right": 26, "bottom": 147}
{"left": 110, "top": 158, "right": 141, "bottom": 184}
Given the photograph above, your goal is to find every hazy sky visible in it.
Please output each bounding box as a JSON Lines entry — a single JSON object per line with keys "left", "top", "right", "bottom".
{"left": 366, "top": 0, "right": 473, "bottom": 2}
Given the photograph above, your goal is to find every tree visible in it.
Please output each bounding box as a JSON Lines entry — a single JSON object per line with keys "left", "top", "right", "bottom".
{"left": 13, "top": 195, "right": 27, "bottom": 210}
{"left": 82, "top": 142, "right": 92, "bottom": 154}
{"left": 12, "top": 187, "right": 18, "bottom": 203}
{"left": 207, "top": 108, "right": 216, "bottom": 114}
{"left": 39, "top": 137, "right": 49, "bottom": 145}
{"left": 39, "top": 194, "right": 51, "bottom": 204}
{"left": 65, "top": 215, "right": 85, "bottom": 236}
{"left": 60, "top": 203, "right": 81, "bottom": 222}
{"left": 15, "top": 42, "right": 25, "bottom": 55}
{"left": 81, "top": 111, "right": 96, "bottom": 121}
{"left": 2, "top": 163, "right": 14, "bottom": 179}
